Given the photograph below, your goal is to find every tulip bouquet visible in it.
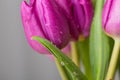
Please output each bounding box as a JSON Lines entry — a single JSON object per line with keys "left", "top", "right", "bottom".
{"left": 20, "top": 0, "right": 120, "bottom": 80}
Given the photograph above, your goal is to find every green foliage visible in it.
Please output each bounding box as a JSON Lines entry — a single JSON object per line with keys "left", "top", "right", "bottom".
{"left": 89, "top": 0, "right": 118, "bottom": 79}
{"left": 77, "top": 38, "right": 93, "bottom": 80}
{"left": 89, "top": 0, "right": 110, "bottom": 79}
{"left": 32, "top": 36, "right": 87, "bottom": 80}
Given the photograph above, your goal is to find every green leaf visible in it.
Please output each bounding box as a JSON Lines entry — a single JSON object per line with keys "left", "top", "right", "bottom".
{"left": 89, "top": 0, "right": 110, "bottom": 80}
{"left": 77, "top": 38, "right": 93, "bottom": 80}
{"left": 90, "top": 17, "right": 110, "bottom": 80}
{"left": 32, "top": 36, "right": 87, "bottom": 80}
{"left": 55, "top": 58, "right": 73, "bottom": 80}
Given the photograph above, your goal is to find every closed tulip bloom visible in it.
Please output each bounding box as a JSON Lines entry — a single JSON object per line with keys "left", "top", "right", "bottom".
{"left": 72, "top": 0, "right": 94, "bottom": 38}
{"left": 102, "top": 0, "right": 120, "bottom": 38}
{"left": 35, "top": 0, "right": 71, "bottom": 48}
{"left": 21, "top": 0, "right": 71, "bottom": 54}
{"left": 55, "top": 0, "right": 80, "bottom": 40}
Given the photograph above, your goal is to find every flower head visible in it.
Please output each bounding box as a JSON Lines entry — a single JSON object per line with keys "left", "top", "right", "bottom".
{"left": 102, "top": 0, "right": 120, "bottom": 38}
{"left": 72, "top": 0, "right": 94, "bottom": 38}
{"left": 21, "top": 0, "right": 71, "bottom": 54}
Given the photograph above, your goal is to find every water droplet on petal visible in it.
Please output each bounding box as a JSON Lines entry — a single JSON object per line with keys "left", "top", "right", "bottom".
{"left": 77, "top": 24, "right": 80, "bottom": 29}
{"left": 31, "top": 37, "right": 33, "bottom": 40}
{"left": 60, "top": 31, "right": 63, "bottom": 35}
{"left": 58, "top": 38, "right": 62, "bottom": 43}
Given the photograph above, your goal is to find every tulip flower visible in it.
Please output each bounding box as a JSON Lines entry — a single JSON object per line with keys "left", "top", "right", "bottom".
{"left": 72, "top": 0, "right": 94, "bottom": 38}
{"left": 20, "top": 0, "right": 71, "bottom": 54}
{"left": 55, "top": 0, "right": 80, "bottom": 40}
{"left": 102, "top": 0, "right": 120, "bottom": 38}
{"left": 102, "top": 0, "right": 120, "bottom": 80}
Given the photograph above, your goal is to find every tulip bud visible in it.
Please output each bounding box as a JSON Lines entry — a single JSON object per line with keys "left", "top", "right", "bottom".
{"left": 35, "top": 0, "right": 71, "bottom": 48}
{"left": 55, "top": 0, "right": 80, "bottom": 40}
{"left": 72, "top": 0, "right": 94, "bottom": 38}
{"left": 102, "top": 0, "right": 120, "bottom": 38}
{"left": 21, "top": 0, "right": 71, "bottom": 54}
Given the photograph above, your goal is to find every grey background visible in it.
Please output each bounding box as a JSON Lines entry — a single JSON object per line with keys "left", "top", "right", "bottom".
{"left": 0, "top": 0, "right": 60, "bottom": 80}
{"left": 0, "top": 0, "right": 119, "bottom": 80}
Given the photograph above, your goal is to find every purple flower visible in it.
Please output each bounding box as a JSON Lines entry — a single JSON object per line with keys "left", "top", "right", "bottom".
{"left": 55, "top": 0, "right": 94, "bottom": 39}
{"left": 20, "top": 0, "right": 94, "bottom": 55}
{"left": 72, "top": 0, "right": 94, "bottom": 38}
{"left": 102, "top": 0, "right": 120, "bottom": 38}
{"left": 55, "top": 0, "right": 80, "bottom": 40}
{"left": 21, "top": 0, "right": 71, "bottom": 54}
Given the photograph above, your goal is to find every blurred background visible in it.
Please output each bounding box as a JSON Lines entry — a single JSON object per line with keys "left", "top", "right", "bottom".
{"left": 0, "top": 0, "right": 61, "bottom": 80}
{"left": 0, "top": 0, "right": 119, "bottom": 80}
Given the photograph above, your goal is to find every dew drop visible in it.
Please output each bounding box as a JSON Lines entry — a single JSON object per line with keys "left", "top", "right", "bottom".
{"left": 76, "top": 78, "right": 79, "bottom": 80}
{"left": 45, "top": 24, "right": 49, "bottom": 26}
{"left": 30, "top": 37, "right": 33, "bottom": 40}
{"left": 58, "top": 38, "right": 62, "bottom": 43}
{"left": 60, "top": 31, "right": 63, "bottom": 35}
{"left": 61, "top": 61, "right": 65, "bottom": 66}
{"left": 77, "top": 25, "right": 80, "bottom": 29}
{"left": 73, "top": 72, "right": 78, "bottom": 76}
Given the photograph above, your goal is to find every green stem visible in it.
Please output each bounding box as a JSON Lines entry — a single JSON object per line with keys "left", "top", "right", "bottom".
{"left": 78, "top": 39, "right": 93, "bottom": 80}
{"left": 90, "top": 0, "right": 104, "bottom": 79}
{"left": 55, "top": 58, "right": 69, "bottom": 80}
{"left": 71, "top": 42, "right": 80, "bottom": 67}
{"left": 105, "top": 39, "right": 120, "bottom": 80}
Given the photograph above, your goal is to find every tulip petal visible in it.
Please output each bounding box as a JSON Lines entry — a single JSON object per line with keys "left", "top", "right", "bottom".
{"left": 21, "top": 1, "right": 50, "bottom": 54}
{"left": 102, "top": 0, "right": 113, "bottom": 27}
{"left": 55, "top": 0, "right": 72, "bottom": 17}
{"left": 103, "top": 0, "right": 120, "bottom": 37}
{"left": 72, "top": 0, "right": 93, "bottom": 37}
{"left": 81, "top": 0, "right": 94, "bottom": 37}
{"left": 35, "top": 0, "right": 71, "bottom": 48}
{"left": 55, "top": 0, "right": 80, "bottom": 40}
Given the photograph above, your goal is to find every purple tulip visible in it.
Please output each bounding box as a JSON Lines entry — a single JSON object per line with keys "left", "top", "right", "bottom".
{"left": 72, "top": 0, "right": 94, "bottom": 38}
{"left": 55, "top": 0, "right": 94, "bottom": 39}
{"left": 21, "top": 0, "right": 71, "bottom": 54}
{"left": 102, "top": 0, "right": 120, "bottom": 38}
{"left": 55, "top": 0, "right": 80, "bottom": 40}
